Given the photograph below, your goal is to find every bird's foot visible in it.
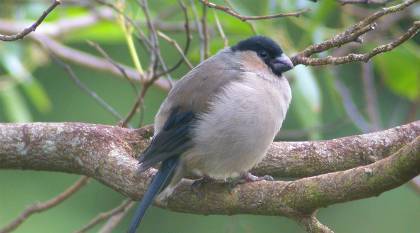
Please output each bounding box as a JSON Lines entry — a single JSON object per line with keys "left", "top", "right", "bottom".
{"left": 227, "top": 172, "right": 274, "bottom": 190}
{"left": 242, "top": 172, "right": 274, "bottom": 182}
{"left": 191, "top": 176, "right": 214, "bottom": 198}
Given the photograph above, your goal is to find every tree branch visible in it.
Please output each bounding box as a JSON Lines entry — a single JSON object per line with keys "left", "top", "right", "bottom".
{"left": 0, "top": 121, "right": 418, "bottom": 218}
{"left": 292, "top": 0, "right": 419, "bottom": 66}
{"left": 0, "top": 176, "right": 90, "bottom": 233}
{"left": 0, "top": 23, "right": 171, "bottom": 91}
{"left": 0, "top": 0, "right": 61, "bottom": 41}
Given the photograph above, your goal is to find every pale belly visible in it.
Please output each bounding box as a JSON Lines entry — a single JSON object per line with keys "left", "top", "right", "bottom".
{"left": 182, "top": 78, "right": 290, "bottom": 180}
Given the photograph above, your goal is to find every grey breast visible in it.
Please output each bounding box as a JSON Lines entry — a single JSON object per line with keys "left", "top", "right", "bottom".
{"left": 154, "top": 48, "right": 244, "bottom": 134}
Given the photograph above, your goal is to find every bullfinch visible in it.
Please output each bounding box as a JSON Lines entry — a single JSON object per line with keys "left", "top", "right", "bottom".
{"left": 128, "top": 35, "right": 294, "bottom": 233}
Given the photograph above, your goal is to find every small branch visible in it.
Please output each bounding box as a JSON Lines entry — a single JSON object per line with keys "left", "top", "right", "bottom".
{"left": 361, "top": 62, "right": 381, "bottom": 130}
{"left": 190, "top": 0, "right": 206, "bottom": 61}
{"left": 87, "top": 40, "right": 139, "bottom": 94}
{"left": 74, "top": 199, "right": 133, "bottom": 233}
{"left": 292, "top": 0, "right": 419, "bottom": 66}
{"left": 201, "top": 4, "right": 210, "bottom": 59}
{"left": 157, "top": 31, "right": 193, "bottom": 69}
{"left": 334, "top": 78, "right": 372, "bottom": 133}
{"left": 153, "top": 0, "right": 193, "bottom": 77}
{"left": 51, "top": 54, "right": 125, "bottom": 122}
{"left": 294, "top": 21, "right": 419, "bottom": 66}
{"left": 213, "top": 10, "right": 229, "bottom": 48}
{"left": 339, "top": 0, "right": 392, "bottom": 5}
{"left": 0, "top": 176, "right": 89, "bottom": 233}
{"left": 0, "top": 0, "right": 61, "bottom": 41}
{"left": 200, "top": 0, "right": 309, "bottom": 21}
{"left": 97, "top": 201, "right": 134, "bottom": 233}
{"left": 295, "top": 214, "right": 335, "bottom": 233}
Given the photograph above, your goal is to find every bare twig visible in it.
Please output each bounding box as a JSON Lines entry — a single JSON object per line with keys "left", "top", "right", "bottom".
{"left": 296, "top": 214, "right": 335, "bottom": 233}
{"left": 292, "top": 0, "right": 419, "bottom": 66}
{"left": 94, "top": 0, "right": 152, "bottom": 49}
{"left": 201, "top": 3, "right": 210, "bottom": 59}
{"left": 151, "top": 0, "right": 192, "bottom": 83}
{"left": 157, "top": 31, "right": 193, "bottom": 69}
{"left": 213, "top": 10, "right": 229, "bottom": 48}
{"left": 339, "top": 0, "right": 392, "bottom": 5}
{"left": 119, "top": 0, "right": 164, "bottom": 128}
{"left": 74, "top": 199, "right": 133, "bottom": 233}
{"left": 190, "top": 0, "right": 206, "bottom": 61}
{"left": 0, "top": 176, "right": 89, "bottom": 233}
{"left": 121, "top": 0, "right": 192, "bottom": 127}
{"left": 361, "top": 62, "right": 381, "bottom": 130}
{"left": 51, "top": 54, "right": 125, "bottom": 121}
{"left": 334, "top": 78, "right": 372, "bottom": 133}
{"left": 87, "top": 40, "right": 139, "bottom": 94}
{"left": 97, "top": 201, "right": 135, "bottom": 233}
{"left": 0, "top": 0, "right": 61, "bottom": 41}
{"left": 200, "top": 0, "right": 309, "bottom": 21}
{"left": 294, "top": 21, "right": 419, "bottom": 65}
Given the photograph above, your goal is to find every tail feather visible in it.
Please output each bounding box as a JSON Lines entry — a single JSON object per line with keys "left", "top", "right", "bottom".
{"left": 127, "top": 158, "right": 178, "bottom": 233}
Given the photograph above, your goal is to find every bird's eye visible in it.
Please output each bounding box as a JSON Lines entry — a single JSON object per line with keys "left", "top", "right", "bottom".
{"left": 258, "top": 50, "right": 269, "bottom": 59}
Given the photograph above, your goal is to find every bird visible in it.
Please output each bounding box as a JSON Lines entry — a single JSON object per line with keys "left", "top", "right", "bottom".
{"left": 128, "top": 35, "right": 294, "bottom": 233}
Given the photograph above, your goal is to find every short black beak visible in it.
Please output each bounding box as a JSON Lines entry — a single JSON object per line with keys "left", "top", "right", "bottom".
{"left": 271, "top": 54, "right": 294, "bottom": 75}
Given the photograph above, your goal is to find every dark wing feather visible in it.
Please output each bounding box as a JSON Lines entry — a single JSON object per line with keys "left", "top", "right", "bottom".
{"left": 138, "top": 108, "right": 195, "bottom": 171}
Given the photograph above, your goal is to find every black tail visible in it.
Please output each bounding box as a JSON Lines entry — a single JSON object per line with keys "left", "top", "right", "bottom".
{"left": 127, "top": 158, "right": 178, "bottom": 233}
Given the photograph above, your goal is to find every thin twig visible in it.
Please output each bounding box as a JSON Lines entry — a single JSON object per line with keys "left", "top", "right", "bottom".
{"left": 87, "top": 40, "right": 139, "bottom": 94}
{"left": 334, "top": 77, "right": 372, "bottom": 133}
{"left": 0, "top": 0, "right": 61, "bottom": 41}
{"left": 154, "top": 0, "right": 193, "bottom": 77}
{"left": 94, "top": 0, "right": 152, "bottom": 49}
{"left": 292, "top": 0, "right": 419, "bottom": 66}
{"left": 122, "top": 0, "right": 163, "bottom": 128}
{"left": 223, "top": 0, "right": 258, "bottom": 34}
{"left": 200, "top": 0, "right": 309, "bottom": 21}
{"left": 339, "top": 0, "right": 392, "bottom": 5}
{"left": 51, "top": 54, "right": 125, "bottom": 121}
{"left": 0, "top": 176, "right": 90, "bottom": 233}
{"left": 157, "top": 31, "right": 193, "bottom": 69}
{"left": 361, "top": 62, "right": 381, "bottom": 130}
{"left": 295, "top": 214, "right": 335, "bottom": 233}
{"left": 74, "top": 199, "right": 133, "bottom": 233}
{"left": 97, "top": 201, "right": 135, "bottom": 233}
{"left": 213, "top": 9, "right": 229, "bottom": 48}
{"left": 294, "top": 21, "right": 420, "bottom": 66}
{"left": 201, "top": 3, "right": 210, "bottom": 59}
{"left": 190, "top": 0, "right": 206, "bottom": 62}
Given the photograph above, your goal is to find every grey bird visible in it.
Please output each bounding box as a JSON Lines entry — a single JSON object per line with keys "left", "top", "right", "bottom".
{"left": 128, "top": 35, "right": 293, "bottom": 233}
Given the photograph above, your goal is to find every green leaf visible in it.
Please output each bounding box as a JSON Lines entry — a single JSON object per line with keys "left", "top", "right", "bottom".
{"left": 0, "top": 45, "right": 52, "bottom": 113}
{"left": 374, "top": 45, "right": 420, "bottom": 100}
{"left": 64, "top": 22, "right": 125, "bottom": 43}
{"left": 0, "top": 84, "right": 32, "bottom": 122}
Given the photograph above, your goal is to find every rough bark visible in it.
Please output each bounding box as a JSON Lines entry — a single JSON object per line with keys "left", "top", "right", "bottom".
{"left": 0, "top": 121, "right": 418, "bottom": 217}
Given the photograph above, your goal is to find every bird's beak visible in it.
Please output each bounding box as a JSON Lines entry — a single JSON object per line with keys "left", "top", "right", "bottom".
{"left": 271, "top": 54, "right": 294, "bottom": 74}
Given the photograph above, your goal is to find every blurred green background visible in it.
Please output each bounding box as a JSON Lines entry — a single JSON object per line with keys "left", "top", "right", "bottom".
{"left": 0, "top": 0, "right": 419, "bottom": 232}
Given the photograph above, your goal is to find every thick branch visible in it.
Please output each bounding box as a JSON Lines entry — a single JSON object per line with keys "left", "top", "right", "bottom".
{"left": 0, "top": 121, "right": 418, "bottom": 217}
